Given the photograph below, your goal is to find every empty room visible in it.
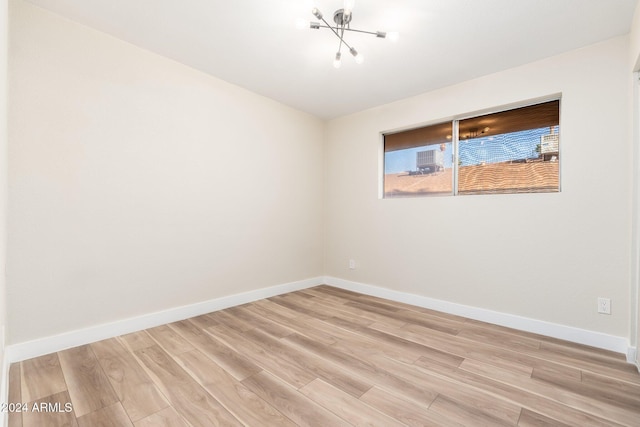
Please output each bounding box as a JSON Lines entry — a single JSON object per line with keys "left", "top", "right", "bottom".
{"left": 1, "top": 0, "right": 640, "bottom": 425}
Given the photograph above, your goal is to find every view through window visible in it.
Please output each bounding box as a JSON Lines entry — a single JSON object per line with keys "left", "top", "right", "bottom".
{"left": 383, "top": 100, "right": 560, "bottom": 198}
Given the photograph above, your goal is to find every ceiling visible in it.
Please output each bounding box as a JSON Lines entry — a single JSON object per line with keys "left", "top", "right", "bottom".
{"left": 24, "top": 0, "right": 639, "bottom": 119}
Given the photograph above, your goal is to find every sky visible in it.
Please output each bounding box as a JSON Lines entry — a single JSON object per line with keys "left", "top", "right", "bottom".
{"left": 384, "top": 126, "right": 558, "bottom": 174}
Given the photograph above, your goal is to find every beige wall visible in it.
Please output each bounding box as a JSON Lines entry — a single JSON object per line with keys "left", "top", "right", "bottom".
{"left": 325, "top": 36, "right": 631, "bottom": 338}
{"left": 631, "top": 2, "right": 640, "bottom": 366}
{"left": 631, "top": 3, "right": 640, "bottom": 70}
{"left": 0, "top": 0, "right": 7, "bottom": 372}
{"left": 7, "top": 1, "right": 324, "bottom": 343}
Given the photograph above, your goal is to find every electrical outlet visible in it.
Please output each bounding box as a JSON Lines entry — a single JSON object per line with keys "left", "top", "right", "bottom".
{"left": 348, "top": 259, "right": 356, "bottom": 270}
{"left": 597, "top": 297, "right": 611, "bottom": 315}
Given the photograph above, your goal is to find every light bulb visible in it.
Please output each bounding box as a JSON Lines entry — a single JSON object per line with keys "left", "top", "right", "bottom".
{"left": 312, "top": 8, "right": 323, "bottom": 19}
{"left": 350, "top": 47, "right": 364, "bottom": 64}
{"left": 295, "top": 18, "right": 309, "bottom": 30}
{"left": 344, "top": 0, "right": 355, "bottom": 14}
{"left": 333, "top": 52, "right": 342, "bottom": 68}
{"left": 386, "top": 31, "right": 399, "bottom": 42}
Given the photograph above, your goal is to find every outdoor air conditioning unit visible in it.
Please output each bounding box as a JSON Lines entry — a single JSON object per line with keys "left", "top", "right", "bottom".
{"left": 416, "top": 149, "right": 444, "bottom": 173}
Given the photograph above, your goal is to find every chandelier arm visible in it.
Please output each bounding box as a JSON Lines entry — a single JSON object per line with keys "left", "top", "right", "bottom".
{"left": 340, "top": 27, "right": 380, "bottom": 36}
{"left": 312, "top": 25, "right": 380, "bottom": 37}
{"left": 318, "top": 17, "right": 354, "bottom": 50}
{"left": 338, "top": 25, "right": 346, "bottom": 53}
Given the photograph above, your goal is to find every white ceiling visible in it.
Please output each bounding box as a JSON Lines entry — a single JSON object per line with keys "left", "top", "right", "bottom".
{"left": 24, "top": 0, "right": 639, "bottom": 119}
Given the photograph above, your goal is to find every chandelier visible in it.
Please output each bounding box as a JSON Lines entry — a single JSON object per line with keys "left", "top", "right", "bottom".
{"left": 299, "top": 1, "right": 398, "bottom": 68}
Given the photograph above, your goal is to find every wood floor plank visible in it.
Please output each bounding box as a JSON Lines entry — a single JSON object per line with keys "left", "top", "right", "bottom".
{"left": 225, "top": 305, "right": 295, "bottom": 338}
{"left": 416, "top": 345, "right": 465, "bottom": 369}
{"left": 208, "top": 310, "right": 255, "bottom": 333}
{"left": 76, "top": 402, "right": 133, "bottom": 427}
{"left": 540, "top": 339, "right": 631, "bottom": 366}
{"left": 313, "top": 284, "right": 366, "bottom": 299}
{"left": 371, "top": 321, "right": 544, "bottom": 377}
{"left": 134, "top": 345, "right": 240, "bottom": 427}
{"left": 297, "top": 287, "right": 353, "bottom": 305}
{"left": 349, "top": 301, "right": 463, "bottom": 335}
{"left": 20, "top": 353, "right": 67, "bottom": 403}
{"left": 322, "top": 315, "right": 441, "bottom": 364}
{"left": 536, "top": 341, "right": 640, "bottom": 384}
{"left": 57, "top": 345, "right": 119, "bottom": 417}
{"left": 419, "top": 357, "right": 626, "bottom": 426}
{"left": 146, "top": 325, "right": 194, "bottom": 356}
{"left": 456, "top": 356, "right": 640, "bottom": 424}
{"left": 311, "top": 299, "right": 402, "bottom": 328}
{"left": 91, "top": 338, "right": 169, "bottom": 422}
{"left": 530, "top": 362, "right": 581, "bottom": 384}
{"left": 581, "top": 370, "right": 640, "bottom": 402}
{"left": 455, "top": 357, "right": 533, "bottom": 383}
{"left": 367, "top": 353, "right": 522, "bottom": 425}
{"left": 359, "top": 386, "right": 464, "bottom": 427}
{"left": 299, "top": 378, "right": 405, "bottom": 427}
{"left": 283, "top": 332, "right": 439, "bottom": 406}
{"left": 253, "top": 298, "right": 301, "bottom": 319}
{"left": 206, "top": 324, "right": 316, "bottom": 389}
{"left": 134, "top": 407, "right": 189, "bottom": 427}
{"left": 314, "top": 286, "right": 468, "bottom": 325}
{"left": 168, "top": 319, "right": 261, "bottom": 381}
{"left": 275, "top": 293, "right": 378, "bottom": 327}
{"left": 541, "top": 335, "right": 629, "bottom": 359}
{"left": 240, "top": 326, "right": 373, "bottom": 398}
{"left": 532, "top": 365, "right": 640, "bottom": 413}
{"left": 242, "top": 371, "right": 350, "bottom": 427}
{"left": 245, "top": 300, "right": 301, "bottom": 325}
{"left": 174, "top": 349, "right": 296, "bottom": 426}
{"left": 517, "top": 408, "right": 573, "bottom": 427}
{"left": 429, "top": 394, "right": 514, "bottom": 426}
{"left": 395, "top": 313, "right": 637, "bottom": 386}
{"left": 250, "top": 310, "right": 339, "bottom": 346}
{"left": 256, "top": 307, "right": 414, "bottom": 368}
{"left": 118, "top": 331, "right": 156, "bottom": 353}
{"left": 249, "top": 298, "right": 346, "bottom": 346}
{"left": 21, "top": 391, "right": 78, "bottom": 427}
{"left": 462, "top": 318, "right": 548, "bottom": 347}
{"left": 8, "top": 363, "right": 23, "bottom": 427}
{"left": 457, "top": 326, "right": 541, "bottom": 352}
{"left": 344, "top": 298, "right": 402, "bottom": 314}
{"left": 268, "top": 295, "right": 333, "bottom": 320}
{"left": 186, "top": 313, "right": 219, "bottom": 330}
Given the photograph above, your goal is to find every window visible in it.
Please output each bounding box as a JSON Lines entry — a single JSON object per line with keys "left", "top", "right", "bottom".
{"left": 384, "top": 122, "right": 453, "bottom": 197}
{"left": 383, "top": 100, "right": 560, "bottom": 198}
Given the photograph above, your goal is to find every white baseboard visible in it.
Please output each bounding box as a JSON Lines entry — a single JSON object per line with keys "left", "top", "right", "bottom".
{"left": 4, "top": 275, "right": 635, "bottom": 365}
{"left": 6, "top": 277, "right": 324, "bottom": 363}
{"left": 629, "top": 347, "right": 640, "bottom": 372}
{"left": 323, "top": 276, "right": 632, "bottom": 357}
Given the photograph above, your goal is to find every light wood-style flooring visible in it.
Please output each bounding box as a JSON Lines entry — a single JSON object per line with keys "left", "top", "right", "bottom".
{"left": 7, "top": 285, "right": 640, "bottom": 426}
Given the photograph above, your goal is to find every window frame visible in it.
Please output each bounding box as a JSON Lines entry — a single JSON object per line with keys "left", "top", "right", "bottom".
{"left": 380, "top": 96, "right": 562, "bottom": 199}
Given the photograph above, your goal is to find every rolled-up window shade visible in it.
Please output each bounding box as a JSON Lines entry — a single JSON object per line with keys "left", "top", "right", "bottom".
{"left": 459, "top": 100, "right": 559, "bottom": 140}
{"left": 384, "top": 100, "right": 559, "bottom": 152}
{"left": 384, "top": 121, "right": 452, "bottom": 152}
